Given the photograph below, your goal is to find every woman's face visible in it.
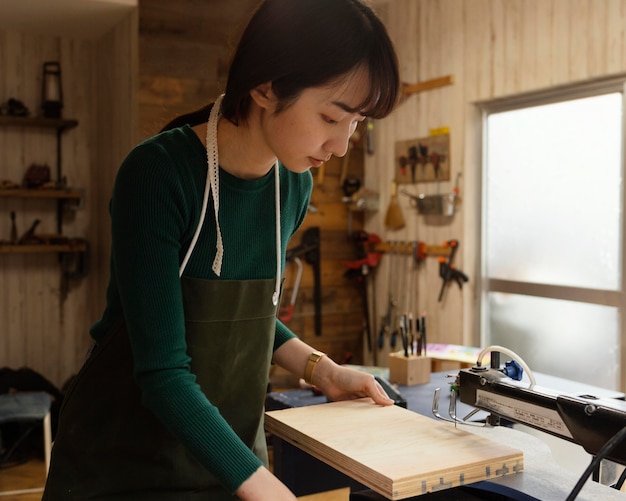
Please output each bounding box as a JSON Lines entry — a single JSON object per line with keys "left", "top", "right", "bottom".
{"left": 261, "top": 69, "right": 370, "bottom": 173}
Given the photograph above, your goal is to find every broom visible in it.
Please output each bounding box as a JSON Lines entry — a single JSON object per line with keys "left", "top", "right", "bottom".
{"left": 384, "top": 179, "right": 405, "bottom": 230}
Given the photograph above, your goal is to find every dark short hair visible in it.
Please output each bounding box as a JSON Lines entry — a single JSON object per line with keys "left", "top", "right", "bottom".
{"left": 222, "top": 0, "right": 400, "bottom": 123}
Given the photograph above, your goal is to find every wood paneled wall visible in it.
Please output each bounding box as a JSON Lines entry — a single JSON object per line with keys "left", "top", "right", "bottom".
{"left": 90, "top": 12, "right": 140, "bottom": 337}
{"left": 6, "top": 0, "right": 624, "bottom": 387}
{"left": 138, "top": 0, "right": 260, "bottom": 139}
{"left": 0, "top": 13, "right": 138, "bottom": 388}
{"left": 367, "top": 0, "right": 626, "bottom": 363}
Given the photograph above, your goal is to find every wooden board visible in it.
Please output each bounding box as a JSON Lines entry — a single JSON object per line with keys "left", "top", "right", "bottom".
{"left": 265, "top": 399, "right": 523, "bottom": 500}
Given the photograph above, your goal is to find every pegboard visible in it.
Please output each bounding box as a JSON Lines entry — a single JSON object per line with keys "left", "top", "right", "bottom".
{"left": 394, "top": 133, "right": 450, "bottom": 184}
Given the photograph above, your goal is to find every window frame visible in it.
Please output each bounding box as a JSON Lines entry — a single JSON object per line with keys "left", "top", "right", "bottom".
{"left": 475, "top": 75, "right": 626, "bottom": 391}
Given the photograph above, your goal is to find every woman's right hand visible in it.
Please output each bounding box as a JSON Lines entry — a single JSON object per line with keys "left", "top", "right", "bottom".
{"left": 235, "top": 466, "right": 297, "bottom": 500}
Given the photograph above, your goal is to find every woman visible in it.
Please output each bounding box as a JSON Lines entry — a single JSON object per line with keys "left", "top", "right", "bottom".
{"left": 44, "top": 0, "right": 400, "bottom": 499}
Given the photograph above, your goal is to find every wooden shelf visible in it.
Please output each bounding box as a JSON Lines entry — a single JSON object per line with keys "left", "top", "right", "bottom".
{"left": 0, "top": 116, "right": 78, "bottom": 131}
{"left": 0, "top": 115, "right": 87, "bottom": 264}
{"left": 0, "top": 188, "right": 82, "bottom": 200}
{"left": 0, "top": 242, "right": 87, "bottom": 254}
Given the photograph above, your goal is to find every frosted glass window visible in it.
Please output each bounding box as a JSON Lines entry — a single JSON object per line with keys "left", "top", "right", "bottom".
{"left": 488, "top": 292, "right": 619, "bottom": 390}
{"left": 481, "top": 86, "right": 625, "bottom": 392}
{"left": 486, "top": 93, "right": 622, "bottom": 290}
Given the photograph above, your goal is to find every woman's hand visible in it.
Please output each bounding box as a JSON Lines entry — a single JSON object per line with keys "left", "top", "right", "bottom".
{"left": 272, "top": 338, "right": 393, "bottom": 406}
{"left": 311, "top": 357, "right": 394, "bottom": 406}
{"left": 235, "top": 466, "right": 297, "bottom": 500}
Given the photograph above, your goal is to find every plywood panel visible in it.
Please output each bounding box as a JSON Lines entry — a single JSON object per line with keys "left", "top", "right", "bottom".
{"left": 266, "top": 398, "right": 523, "bottom": 500}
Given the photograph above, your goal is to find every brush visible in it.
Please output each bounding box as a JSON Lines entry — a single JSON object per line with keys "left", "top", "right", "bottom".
{"left": 384, "top": 179, "right": 406, "bottom": 230}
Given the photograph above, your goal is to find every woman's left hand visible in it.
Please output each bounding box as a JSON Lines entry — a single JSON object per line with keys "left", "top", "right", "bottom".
{"left": 272, "top": 338, "right": 393, "bottom": 406}
{"left": 312, "top": 361, "right": 394, "bottom": 406}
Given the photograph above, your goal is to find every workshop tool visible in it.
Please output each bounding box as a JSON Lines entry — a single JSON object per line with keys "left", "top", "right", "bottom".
{"left": 343, "top": 232, "right": 383, "bottom": 352}
{"left": 59, "top": 241, "right": 89, "bottom": 301}
{"left": 393, "top": 246, "right": 411, "bottom": 350}
{"left": 418, "top": 143, "right": 428, "bottom": 180}
{"left": 419, "top": 313, "right": 427, "bottom": 356}
{"left": 450, "top": 345, "right": 626, "bottom": 468}
{"left": 416, "top": 317, "right": 422, "bottom": 355}
{"left": 400, "top": 187, "right": 456, "bottom": 217}
{"left": 389, "top": 245, "right": 402, "bottom": 349}
{"left": 342, "top": 178, "right": 361, "bottom": 236}
{"left": 369, "top": 239, "right": 452, "bottom": 261}
{"left": 23, "top": 163, "right": 51, "bottom": 188}
{"left": 398, "top": 155, "right": 407, "bottom": 179}
{"left": 345, "top": 259, "right": 373, "bottom": 351}
{"left": 377, "top": 250, "right": 397, "bottom": 350}
{"left": 400, "top": 313, "right": 414, "bottom": 358}
{"left": 400, "top": 315, "right": 409, "bottom": 357}
{"left": 431, "top": 152, "right": 441, "bottom": 184}
{"left": 446, "top": 345, "right": 626, "bottom": 500}
{"left": 10, "top": 211, "right": 17, "bottom": 244}
{"left": 437, "top": 240, "right": 469, "bottom": 302}
{"left": 386, "top": 246, "right": 396, "bottom": 349}
{"left": 285, "top": 227, "right": 321, "bottom": 336}
{"left": 383, "top": 180, "right": 405, "bottom": 230}
{"left": 397, "top": 242, "right": 409, "bottom": 320}
{"left": 406, "top": 242, "right": 418, "bottom": 352}
{"left": 451, "top": 171, "right": 461, "bottom": 203}
{"left": 408, "top": 145, "right": 418, "bottom": 182}
{"left": 18, "top": 218, "right": 40, "bottom": 244}
{"left": 432, "top": 386, "right": 483, "bottom": 429}
{"left": 413, "top": 317, "right": 419, "bottom": 355}
{"left": 278, "top": 257, "right": 303, "bottom": 323}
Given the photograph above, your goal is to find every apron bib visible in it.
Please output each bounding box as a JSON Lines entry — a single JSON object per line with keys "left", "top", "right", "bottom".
{"left": 43, "top": 277, "right": 277, "bottom": 500}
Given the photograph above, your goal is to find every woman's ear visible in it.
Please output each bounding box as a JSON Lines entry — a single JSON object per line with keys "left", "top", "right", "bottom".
{"left": 250, "top": 82, "right": 277, "bottom": 111}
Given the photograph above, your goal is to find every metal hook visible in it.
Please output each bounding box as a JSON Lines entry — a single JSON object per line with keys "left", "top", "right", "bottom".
{"left": 432, "top": 387, "right": 456, "bottom": 424}
{"left": 432, "top": 387, "right": 485, "bottom": 427}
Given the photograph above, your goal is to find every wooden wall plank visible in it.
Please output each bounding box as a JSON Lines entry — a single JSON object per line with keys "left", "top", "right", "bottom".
{"left": 90, "top": 9, "right": 139, "bottom": 360}
{"left": 568, "top": 0, "right": 589, "bottom": 81}
{"left": 606, "top": 0, "right": 626, "bottom": 74}
{"left": 550, "top": 0, "right": 571, "bottom": 86}
{"left": 588, "top": 0, "right": 608, "bottom": 77}
{"left": 519, "top": 0, "right": 538, "bottom": 90}
{"left": 535, "top": 0, "right": 554, "bottom": 89}
{"left": 502, "top": 0, "right": 522, "bottom": 95}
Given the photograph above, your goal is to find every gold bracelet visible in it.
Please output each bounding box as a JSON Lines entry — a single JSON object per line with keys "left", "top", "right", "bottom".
{"left": 304, "top": 350, "right": 325, "bottom": 385}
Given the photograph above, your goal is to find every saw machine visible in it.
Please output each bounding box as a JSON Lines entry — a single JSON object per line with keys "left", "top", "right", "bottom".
{"left": 436, "top": 345, "right": 626, "bottom": 498}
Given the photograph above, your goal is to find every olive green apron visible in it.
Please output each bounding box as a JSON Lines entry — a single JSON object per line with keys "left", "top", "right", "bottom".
{"left": 43, "top": 276, "right": 277, "bottom": 500}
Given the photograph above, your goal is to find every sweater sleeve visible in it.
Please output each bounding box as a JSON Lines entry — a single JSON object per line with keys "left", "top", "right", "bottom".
{"left": 109, "top": 142, "right": 263, "bottom": 493}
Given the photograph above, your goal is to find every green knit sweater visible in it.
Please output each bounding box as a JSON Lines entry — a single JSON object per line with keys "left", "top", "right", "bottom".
{"left": 90, "top": 125, "right": 312, "bottom": 493}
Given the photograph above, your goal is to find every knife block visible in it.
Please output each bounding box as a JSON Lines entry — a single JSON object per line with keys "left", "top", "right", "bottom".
{"left": 388, "top": 352, "right": 430, "bottom": 386}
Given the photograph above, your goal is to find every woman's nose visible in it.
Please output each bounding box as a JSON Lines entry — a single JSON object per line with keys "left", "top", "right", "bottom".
{"left": 326, "top": 128, "right": 354, "bottom": 158}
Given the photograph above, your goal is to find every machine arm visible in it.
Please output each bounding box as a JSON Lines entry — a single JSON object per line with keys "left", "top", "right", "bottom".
{"left": 457, "top": 366, "right": 626, "bottom": 465}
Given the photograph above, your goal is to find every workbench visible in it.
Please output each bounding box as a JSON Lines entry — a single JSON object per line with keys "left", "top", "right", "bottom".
{"left": 266, "top": 371, "right": 626, "bottom": 500}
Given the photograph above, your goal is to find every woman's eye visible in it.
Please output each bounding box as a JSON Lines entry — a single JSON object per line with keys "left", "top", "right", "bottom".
{"left": 322, "top": 115, "right": 338, "bottom": 124}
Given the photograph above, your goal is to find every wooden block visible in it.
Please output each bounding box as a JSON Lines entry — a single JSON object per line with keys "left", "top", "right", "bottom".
{"left": 266, "top": 399, "right": 523, "bottom": 500}
{"left": 388, "top": 352, "right": 430, "bottom": 386}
